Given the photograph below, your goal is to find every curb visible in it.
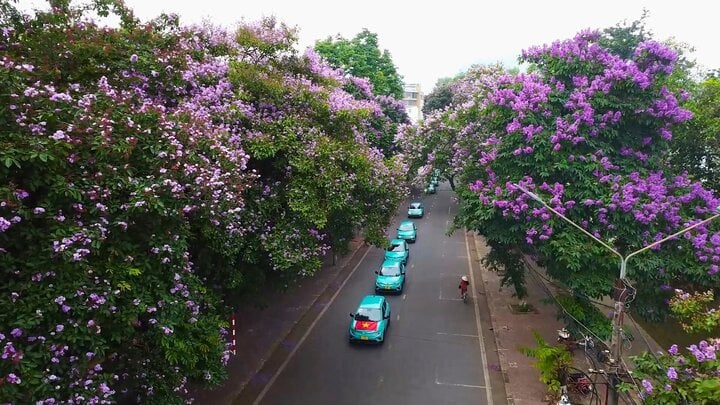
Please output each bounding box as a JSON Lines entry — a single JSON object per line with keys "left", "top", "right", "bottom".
{"left": 231, "top": 238, "right": 369, "bottom": 402}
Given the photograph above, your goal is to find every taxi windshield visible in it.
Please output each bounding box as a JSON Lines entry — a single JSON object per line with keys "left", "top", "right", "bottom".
{"left": 387, "top": 243, "right": 405, "bottom": 252}
{"left": 380, "top": 265, "right": 401, "bottom": 276}
{"left": 355, "top": 307, "right": 382, "bottom": 322}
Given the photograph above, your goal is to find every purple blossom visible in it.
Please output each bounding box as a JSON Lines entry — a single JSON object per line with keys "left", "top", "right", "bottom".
{"left": 0, "top": 217, "right": 11, "bottom": 232}
{"left": 51, "top": 130, "right": 67, "bottom": 141}
{"left": 6, "top": 373, "right": 21, "bottom": 384}
{"left": 666, "top": 367, "right": 677, "bottom": 381}
{"left": 641, "top": 379, "right": 653, "bottom": 394}
{"left": 130, "top": 54, "right": 138, "bottom": 63}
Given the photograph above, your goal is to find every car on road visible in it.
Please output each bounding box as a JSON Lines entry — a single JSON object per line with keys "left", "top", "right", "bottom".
{"left": 349, "top": 295, "right": 390, "bottom": 343}
{"left": 384, "top": 238, "right": 409, "bottom": 264}
{"left": 407, "top": 202, "right": 424, "bottom": 218}
{"left": 396, "top": 220, "right": 417, "bottom": 243}
{"left": 425, "top": 183, "right": 436, "bottom": 194}
{"left": 375, "top": 259, "right": 406, "bottom": 293}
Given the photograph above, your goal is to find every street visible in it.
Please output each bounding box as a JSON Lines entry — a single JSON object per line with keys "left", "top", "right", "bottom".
{"left": 246, "top": 184, "right": 501, "bottom": 405}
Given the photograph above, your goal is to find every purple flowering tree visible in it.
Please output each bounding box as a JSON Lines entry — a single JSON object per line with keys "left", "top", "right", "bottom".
{"left": 403, "top": 28, "right": 720, "bottom": 324}
{"left": 0, "top": 1, "right": 406, "bottom": 403}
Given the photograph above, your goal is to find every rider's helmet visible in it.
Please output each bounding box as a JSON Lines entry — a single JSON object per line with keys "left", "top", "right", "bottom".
{"left": 461, "top": 276, "right": 469, "bottom": 282}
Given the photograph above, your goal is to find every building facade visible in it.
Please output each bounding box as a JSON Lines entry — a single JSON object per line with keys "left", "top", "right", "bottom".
{"left": 402, "top": 83, "right": 424, "bottom": 124}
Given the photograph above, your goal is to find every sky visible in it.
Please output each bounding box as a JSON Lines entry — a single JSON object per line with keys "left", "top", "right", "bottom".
{"left": 18, "top": 0, "right": 720, "bottom": 93}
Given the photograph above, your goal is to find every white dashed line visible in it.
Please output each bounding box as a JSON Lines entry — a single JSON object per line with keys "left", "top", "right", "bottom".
{"left": 436, "top": 332, "right": 479, "bottom": 338}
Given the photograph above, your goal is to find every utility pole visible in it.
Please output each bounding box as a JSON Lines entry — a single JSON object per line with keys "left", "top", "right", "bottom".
{"left": 513, "top": 183, "right": 720, "bottom": 404}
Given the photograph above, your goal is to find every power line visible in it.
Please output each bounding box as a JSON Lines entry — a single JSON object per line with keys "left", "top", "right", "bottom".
{"left": 524, "top": 260, "right": 610, "bottom": 347}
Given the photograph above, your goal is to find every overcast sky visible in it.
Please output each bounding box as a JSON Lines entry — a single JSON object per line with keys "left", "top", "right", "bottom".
{"left": 20, "top": 0, "right": 720, "bottom": 92}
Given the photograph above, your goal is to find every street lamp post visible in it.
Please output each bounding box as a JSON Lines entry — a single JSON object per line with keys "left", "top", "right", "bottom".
{"left": 513, "top": 183, "right": 720, "bottom": 405}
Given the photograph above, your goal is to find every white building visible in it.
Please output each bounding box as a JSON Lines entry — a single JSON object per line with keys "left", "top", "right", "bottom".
{"left": 402, "top": 83, "right": 424, "bottom": 124}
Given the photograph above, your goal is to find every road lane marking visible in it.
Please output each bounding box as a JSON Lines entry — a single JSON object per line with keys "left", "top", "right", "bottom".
{"left": 465, "top": 231, "right": 493, "bottom": 405}
{"left": 396, "top": 314, "right": 400, "bottom": 321}
{"left": 402, "top": 294, "right": 407, "bottom": 300}
{"left": 436, "top": 332, "right": 479, "bottom": 338}
{"left": 435, "top": 379, "right": 486, "bottom": 389}
{"left": 435, "top": 367, "right": 486, "bottom": 389}
{"left": 253, "top": 248, "right": 372, "bottom": 405}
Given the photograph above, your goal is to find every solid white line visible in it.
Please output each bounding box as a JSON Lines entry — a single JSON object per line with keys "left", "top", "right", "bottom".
{"left": 253, "top": 248, "right": 371, "bottom": 405}
{"left": 465, "top": 231, "right": 493, "bottom": 405}
{"left": 435, "top": 379, "right": 486, "bottom": 389}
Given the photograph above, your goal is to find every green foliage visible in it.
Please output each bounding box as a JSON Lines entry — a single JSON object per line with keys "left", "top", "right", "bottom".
{"left": 670, "top": 290, "right": 720, "bottom": 334}
{"left": 481, "top": 241, "right": 527, "bottom": 299}
{"left": 669, "top": 77, "right": 720, "bottom": 192}
{"left": 315, "top": 29, "right": 404, "bottom": 99}
{"left": 520, "top": 331, "right": 572, "bottom": 394}
{"left": 554, "top": 294, "right": 613, "bottom": 340}
{"left": 422, "top": 79, "right": 455, "bottom": 114}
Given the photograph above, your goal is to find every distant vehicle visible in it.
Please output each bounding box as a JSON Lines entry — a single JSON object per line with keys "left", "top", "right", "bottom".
{"left": 425, "top": 183, "right": 436, "bottom": 194}
{"left": 407, "top": 202, "right": 424, "bottom": 218}
{"left": 349, "top": 295, "right": 390, "bottom": 343}
{"left": 384, "top": 238, "right": 409, "bottom": 264}
{"left": 375, "top": 259, "right": 406, "bottom": 293}
{"left": 396, "top": 220, "right": 417, "bottom": 243}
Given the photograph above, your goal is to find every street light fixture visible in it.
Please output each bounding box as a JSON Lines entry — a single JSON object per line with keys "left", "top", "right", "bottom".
{"left": 513, "top": 183, "right": 720, "bottom": 405}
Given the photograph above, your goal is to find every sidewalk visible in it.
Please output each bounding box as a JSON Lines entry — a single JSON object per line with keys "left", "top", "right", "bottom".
{"left": 192, "top": 237, "right": 367, "bottom": 404}
{"left": 473, "top": 234, "right": 563, "bottom": 404}
{"left": 473, "top": 233, "right": 661, "bottom": 404}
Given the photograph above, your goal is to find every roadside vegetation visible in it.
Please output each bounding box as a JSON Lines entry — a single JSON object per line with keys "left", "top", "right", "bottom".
{"left": 0, "top": 1, "right": 407, "bottom": 402}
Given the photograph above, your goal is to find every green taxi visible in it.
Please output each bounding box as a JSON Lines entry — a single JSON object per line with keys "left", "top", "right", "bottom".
{"left": 349, "top": 295, "right": 390, "bottom": 344}
{"left": 375, "top": 259, "right": 406, "bottom": 293}
{"left": 396, "top": 220, "right": 417, "bottom": 243}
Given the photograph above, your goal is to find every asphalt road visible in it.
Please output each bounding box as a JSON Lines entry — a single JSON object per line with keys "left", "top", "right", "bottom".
{"left": 253, "top": 184, "right": 500, "bottom": 405}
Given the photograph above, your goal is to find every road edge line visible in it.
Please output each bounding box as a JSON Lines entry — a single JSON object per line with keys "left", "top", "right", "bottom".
{"left": 465, "top": 230, "right": 494, "bottom": 405}
{"left": 252, "top": 247, "right": 372, "bottom": 404}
